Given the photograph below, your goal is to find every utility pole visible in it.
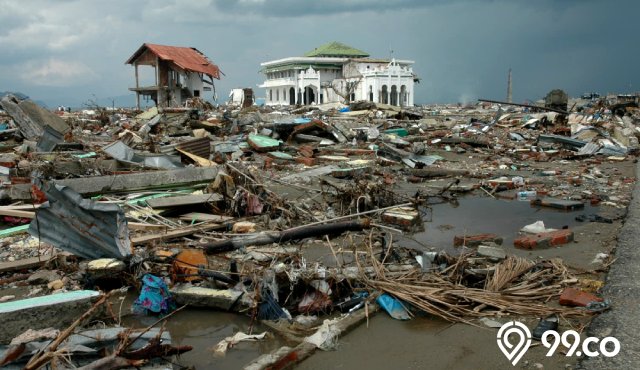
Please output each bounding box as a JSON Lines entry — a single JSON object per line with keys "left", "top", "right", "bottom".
{"left": 507, "top": 68, "right": 513, "bottom": 103}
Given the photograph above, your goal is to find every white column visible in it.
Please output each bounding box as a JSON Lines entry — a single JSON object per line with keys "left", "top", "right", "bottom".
{"left": 409, "top": 82, "right": 414, "bottom": 106}
{"left": 372, "top": 79, "right": 378, "bottom": 103}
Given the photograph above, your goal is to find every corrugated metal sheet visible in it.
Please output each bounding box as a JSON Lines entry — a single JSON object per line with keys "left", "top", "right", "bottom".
{"left": 577, "top": 142, "right": 601, "bottom": 155}
{"left": 177, "top": 137, "right": 211, "bottom": 159}
{"left": 102, "top": 141, "right": 184, "bottom": 169}
{"left": 28, "top": 183, "right": 131, "bottom": 259}
{"left": 126, "top": 43, "right": 221, "bottom": 79}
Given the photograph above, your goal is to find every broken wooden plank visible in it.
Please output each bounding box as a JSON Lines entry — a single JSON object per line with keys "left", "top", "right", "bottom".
{"left": 409, "top": 168, "right": 470, "bottom": 178}
{"left": 131, "top": 223, "right": 221, "bottom": 245}
{"left": 178, "top": 213, "right": 234, "bottom": 223}
{"left": 146, "top": 193, "right": 223, "bottom": 209}
{"left": 4, "top": 167, "right": 219, "bottom": 201}
{"left": 0, "top": 254, "right": 57, "bottom": 274}
{"left": 128, "top": 222, "right": 167, "bottom": 231}
{"left": 0, "top": 208, "right": 34, "bottom": 218}
{"left": 204, "top": 219, "right": 370, "bottom": 254}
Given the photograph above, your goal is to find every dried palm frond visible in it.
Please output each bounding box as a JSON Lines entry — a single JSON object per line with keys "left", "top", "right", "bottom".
{"left": 360, "top": 248, "right": 592, "bottom": 323}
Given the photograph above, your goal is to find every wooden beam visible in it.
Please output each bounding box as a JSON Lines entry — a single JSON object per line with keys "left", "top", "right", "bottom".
{"left": 0, "top": 254, "right": 56, "bottom": 273}
{"left": 131, "top": 223, "right": 221, "bottom": 246}
{"left": 146, "top": 193, "right": 222, "bottom": 209}
{"left": 0, "top": 209, "right": 35, "bottom": 218}
{"left": 179, "top": 213, "right": 234, "bottom": 223}
{"left": 135, "top": 63, "right": 140, "bottom": 110}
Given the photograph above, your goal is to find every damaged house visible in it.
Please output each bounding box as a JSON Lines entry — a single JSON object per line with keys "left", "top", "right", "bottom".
{"left": 126, "top": 43, "right": 222, "bottom": 109}
{"left": 259, "top": 41, "right": 418, "bottom": 107}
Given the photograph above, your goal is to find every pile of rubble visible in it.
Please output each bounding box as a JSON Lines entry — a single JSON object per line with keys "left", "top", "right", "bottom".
{"left": 0, "top": 91, "right": 637, "bottom": 368}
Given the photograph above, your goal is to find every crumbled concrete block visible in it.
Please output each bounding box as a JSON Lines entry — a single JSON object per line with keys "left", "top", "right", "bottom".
{"left": 27, "top": 270, "right": 62, "bottom": 285}
{"left": 477, "top": 244, "right": 507, "bottom": 260}
{"left": 171, "top": 285, "right": 245, "bottom": 311}
{"left": 382, "top": 207, "right": 419, "bottom": 229}
{"left": 87, "top": 258, "right": 126, "bottom": 273}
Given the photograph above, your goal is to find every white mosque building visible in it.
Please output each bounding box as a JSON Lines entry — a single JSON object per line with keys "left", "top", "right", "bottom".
{"left": 259, "top": 42, "right": 418, "bottom": 107}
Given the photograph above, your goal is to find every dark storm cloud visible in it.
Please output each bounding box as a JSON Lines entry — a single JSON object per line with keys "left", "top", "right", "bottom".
{"left": 0, "top": 0, "right": 637, "bottom": 107}
{"left": 213, "top": 0, "right": 436, "bottom": 17}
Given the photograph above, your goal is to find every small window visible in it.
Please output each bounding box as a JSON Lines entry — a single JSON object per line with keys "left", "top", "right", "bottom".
{"left": 269, "top": 89, "right": 273, "bottom": 102}
{"left": 193, "top": 90, "right": 200, "bottom": 97}
{"left": 276, "top": 90, "right": 279, "bottom": 101}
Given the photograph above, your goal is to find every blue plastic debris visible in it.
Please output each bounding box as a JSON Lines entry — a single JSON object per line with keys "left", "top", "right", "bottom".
{"left": 293, "top": 118, "right": 312, "bottom": 124}
{"left": 376, "top": 293, "right": 411, "bottom": 320}
{"left": 258, "top": 287, "right": 289, "bottom": 320}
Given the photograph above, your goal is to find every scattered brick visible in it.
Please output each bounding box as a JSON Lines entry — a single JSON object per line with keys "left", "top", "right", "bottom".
{"left": 559, "top": 287, "right": 603, "bottom": 307}
{"left": 514, "top": 229, "right": 574, "bottom": 249}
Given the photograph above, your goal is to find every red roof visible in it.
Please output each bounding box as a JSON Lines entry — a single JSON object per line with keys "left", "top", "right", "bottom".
{"left": 126, "top": 43, "right": 221, "bottom": 79}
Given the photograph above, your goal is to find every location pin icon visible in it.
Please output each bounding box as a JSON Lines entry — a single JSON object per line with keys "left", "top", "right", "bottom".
{"left": 497, "top": 321, "right": 532, "bottom": 366}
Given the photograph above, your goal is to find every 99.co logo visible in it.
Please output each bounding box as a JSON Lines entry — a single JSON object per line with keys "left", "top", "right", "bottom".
{"left": 541, "top": 329, "right": 620, "bottom": 358}
{"left": 497, "top": 321, "right": 620, "bottom": 366}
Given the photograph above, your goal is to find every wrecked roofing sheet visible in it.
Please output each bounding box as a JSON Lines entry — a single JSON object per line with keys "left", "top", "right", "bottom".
{"left": 177, "top": 137, "right": 212, "bottom": 159}
{"left": 103, "top": 140, "right": 184, "bottom": 169}
{"left": 537, "top": 134, "right": 586, "bottom": 149}
{"left": 27, "top": 183, "right": 131, "bottom": 260}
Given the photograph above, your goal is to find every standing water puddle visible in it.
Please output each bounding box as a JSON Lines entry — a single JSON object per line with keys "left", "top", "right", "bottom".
{"left": 399, "top": 196, "right": 597, "bottom": 252}
{"left": 123, "top": 309, "right": 284, "bottom": 369}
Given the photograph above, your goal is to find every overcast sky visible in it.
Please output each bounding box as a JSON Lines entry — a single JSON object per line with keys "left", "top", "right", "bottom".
{"left": 0, "top": 0, "right": 637, "bottom": 107}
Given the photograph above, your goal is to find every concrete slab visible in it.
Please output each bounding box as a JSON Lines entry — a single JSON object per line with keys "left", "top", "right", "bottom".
{"left": 171, "top": 285, "right": 245, "bottom": 311}
{"left": 0, "top": 290, "right": 100, "bottom": 344}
